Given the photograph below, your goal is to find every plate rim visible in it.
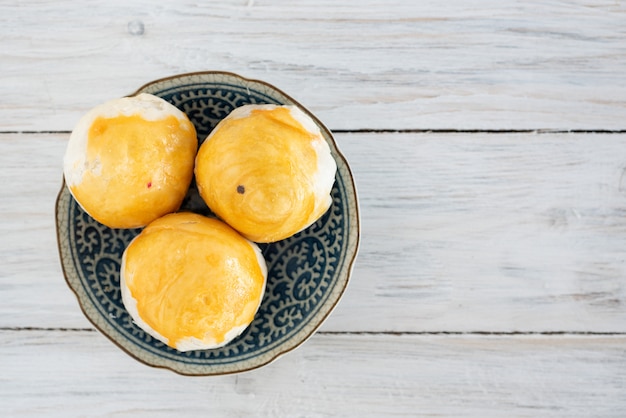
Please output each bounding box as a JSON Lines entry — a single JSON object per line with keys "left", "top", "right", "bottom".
{"left": 55, "top": 70, "right": 361, "bottom": 376}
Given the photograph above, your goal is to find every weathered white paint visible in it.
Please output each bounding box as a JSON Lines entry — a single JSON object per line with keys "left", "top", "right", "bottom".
{"left": 1, "top": 132, "right": 625, "bottom": 332}
{"left": 335, "top": 132, "right": 626, "bottom": 333}
{"left": 2, "top": 0, "right": 626, "bottom": 415}
{"left": 0, "top": 0, "right": 625, "bottom": 131}
{"left": 1, "top": 330, "right": 624, "bottom": 417}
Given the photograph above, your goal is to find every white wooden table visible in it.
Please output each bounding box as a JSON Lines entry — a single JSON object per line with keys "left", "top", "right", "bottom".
{"left": 2, "top": 1, "right": 625, "bottom": 416}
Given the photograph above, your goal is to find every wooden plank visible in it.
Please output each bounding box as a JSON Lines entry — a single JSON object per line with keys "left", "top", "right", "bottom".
{"left": 0, "top": 134, "right": 89, "bottom": 328}
{"left": 1, "top": 132, "right": 625, "bottom": 332}
{"left": 334, "top": 132, "right": 626, "bottom": 332}
{"left": 0, "top": 0, "right": 625, "bottom": 131}
{"left": 1, "top": 330, "right": 624, "bottom": 417}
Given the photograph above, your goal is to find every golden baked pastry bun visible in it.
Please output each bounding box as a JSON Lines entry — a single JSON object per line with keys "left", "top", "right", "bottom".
{"left": 120, "top": 212, "right": 267, "bottom": 351}
{"left": 63, "top": 93, "right": 198, "bottom": 229}
{"left": 195, "top": 104, "right": 337, "bottom": 243}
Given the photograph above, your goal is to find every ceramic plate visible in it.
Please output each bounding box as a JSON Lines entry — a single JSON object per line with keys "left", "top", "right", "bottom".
{"left": 56, "top": 71, "right": 360, "bottom": 375}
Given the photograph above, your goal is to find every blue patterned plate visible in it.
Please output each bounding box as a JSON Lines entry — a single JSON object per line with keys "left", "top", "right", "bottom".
{"left": 55, "top": 71, "right": 360, "bottom": 375}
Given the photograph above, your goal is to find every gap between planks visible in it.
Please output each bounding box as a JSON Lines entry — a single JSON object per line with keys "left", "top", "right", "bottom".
{"left": 2, "top": 327, "right": 624, "bottom": 336}
{"left": 2, "top": 129, "right": 626, "bottom": 135}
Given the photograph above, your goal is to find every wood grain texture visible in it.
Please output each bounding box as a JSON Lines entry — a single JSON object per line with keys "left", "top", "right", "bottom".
{"left": 2, "top": 2, "right": 626, "bottom": 413}
{"left": 1, "top": 0, "right": 625, "bottom": 131}
{"left": 336, "top": 131, "right": 626, "bottom": 332}
{"left": 1, "top": 330, "right": 624, "bottom": 417}
{"left": 2, "top": 132, "right": 625, "bottom": 332}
